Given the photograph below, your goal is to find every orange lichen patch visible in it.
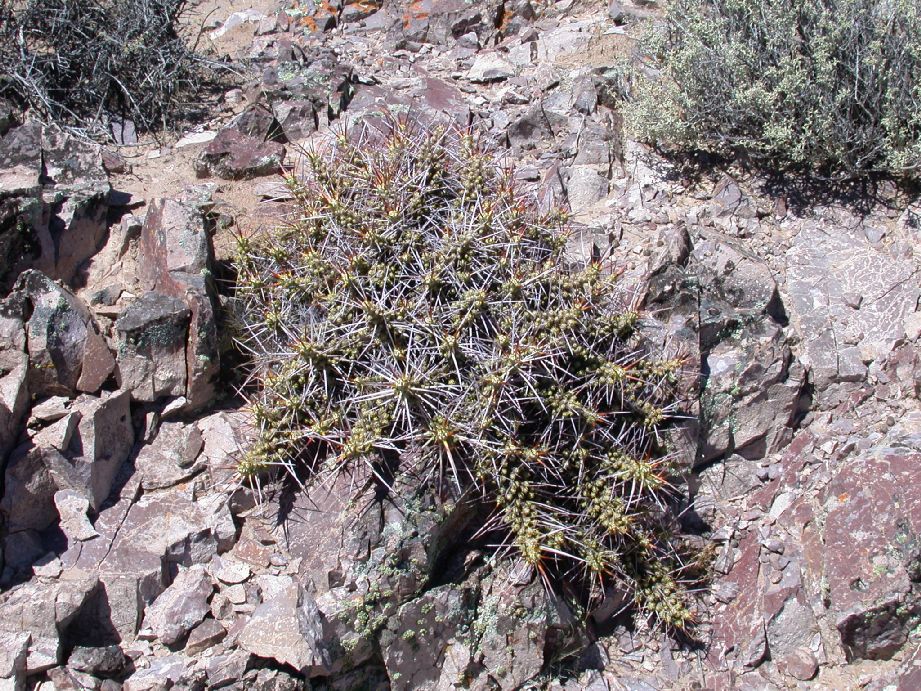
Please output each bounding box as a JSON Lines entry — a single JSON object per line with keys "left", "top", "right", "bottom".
{"left": 402, "top": 0, "right": 429, "bottom": 28}
{"left": 353, "top": 0, "right": 380, "bottom": 13}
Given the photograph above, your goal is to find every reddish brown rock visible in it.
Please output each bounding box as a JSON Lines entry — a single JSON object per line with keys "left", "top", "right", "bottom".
{"left": 195, "top": 129, "right": 285, "bottom": 181}
{"left": 823, "top": 448, "right": 921, "bottom": 660}
{"left": 1, "top": 389, "right": 132, "bottom": 535}
{"left": 185, "top": 617, "right": 227, "bottom": 655}
{"left": 137, "top": 199, "right": 219, "bottom": 410}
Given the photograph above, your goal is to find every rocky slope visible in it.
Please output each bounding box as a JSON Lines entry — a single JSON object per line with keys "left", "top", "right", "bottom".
{"left": 1, "top": 1, "right": 920, "bottom": 689}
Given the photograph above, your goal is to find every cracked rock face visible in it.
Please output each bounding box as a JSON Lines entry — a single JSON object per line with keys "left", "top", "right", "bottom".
{"left": 786, "top": 222, "right": 920, "bottom": 395}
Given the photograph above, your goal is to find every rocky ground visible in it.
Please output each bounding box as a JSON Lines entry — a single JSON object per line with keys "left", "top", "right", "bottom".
{"left": 1, "top": 0, "right": 920, "bottom": 689}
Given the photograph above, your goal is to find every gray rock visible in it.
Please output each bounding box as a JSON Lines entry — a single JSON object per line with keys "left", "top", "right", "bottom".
{"left": 67, "top": 645, "right": 126, "bottom": 676}
{"left": 507, "top": 101, "right": 567, "bottom": 152}
{"left": 238, "top": 577, "right": 332, "bottom": 676}
{"left": 468, "top": 573, "right": 584, "bottom": 689}
{"left": 607, "top": 0, "right": 626, "bottom": 23}
{"left": 692, "top": 233, "right": 782, "bottom": 349}
{"left": 0, "top": 631, "right": 29, "bottom": 681}
{"left": 243, "top": 668, "right": 305, "bottom": 691}
{"left": 379, "top": 585, "right": 477, "bottom": 689}
{"left": 2, "top": 530, "right": 47, "bottom": 575}
{"left": 115, "top": 293, "right": 191, "bottom": 403}
{"left": 213, "top": 558, "right": 251, "bottom": 585}
{"left": 135, "top": 421, "right": 204, "bottom": 491}
{"left": 184, "top": 617, "right": 226, "bottom": 655}
{"left": 29, "top": 396, "right": 70, "bottom": 424}
{"left": 54, "top": 490, "right": 98, "bottom": 541}
{"left": 700, "top": 322, "right": 804, "bottom": 461}
{"left": 15, "top": 270, "right": 115, "bottom": 397}
{"left": 196, "top": 411, "right": 255, "bottom": 498}
{"left": 142, "top": 565, "right": 213, "bottom": 647}
{"left": 564, "top": 166, "right": 609, "bottom": 213}
{"left": 572, "top": 77, "right": 598, "bottom": 115}
{"left": 786, "top": 223, "right": 919, "bottom": 394}
{"left": 121, "top": 653, "right": 194, "bottom": 691}
{"left": 467, "top": 52, "right": 516, "bottom": 82}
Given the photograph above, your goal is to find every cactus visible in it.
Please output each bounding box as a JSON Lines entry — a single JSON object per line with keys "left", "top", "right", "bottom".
{"left": 232, "top": 114, "right": 692, "bottom": 629}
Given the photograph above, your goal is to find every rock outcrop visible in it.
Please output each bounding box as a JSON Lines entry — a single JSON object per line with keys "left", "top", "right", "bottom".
{"left": 1, "top": 1, "right": 920, "bottom": 689}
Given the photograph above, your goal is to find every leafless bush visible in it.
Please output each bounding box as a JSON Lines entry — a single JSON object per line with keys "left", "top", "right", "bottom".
{"left": 0, "top": 0, "right": 212, "bottom": 140}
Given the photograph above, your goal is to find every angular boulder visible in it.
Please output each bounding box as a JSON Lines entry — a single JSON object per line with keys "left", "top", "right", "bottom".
{"left": 115, "top": 293, "right": 191, "bottom": 402}
{"left": 700, "top": 322, "right": 805, "bottom": 462}
{"left": 194, "top": 129, "right": 285, "bottom": 181}
{"left": 0, "top": 123, "right": 112, "bottom": 288}
{"left": 135, "top": 421, "right": 205, "bottom": 491}
{"left": 0, "top": 573, "right": 99, "bottom": 674}
{"left": 137, "top": 199, "right": 219, "bottom": 410}
{"left": 39, "top": 129, "right": 112, "bottom": 284}
{"left": 238, "top": 576, "right": 332, "bottom": 676}
{"left": 142, "top": 565, "right": 213, "bottom": 647}
{"left": 15, "top": 270, "right": 114, "bottom": 397}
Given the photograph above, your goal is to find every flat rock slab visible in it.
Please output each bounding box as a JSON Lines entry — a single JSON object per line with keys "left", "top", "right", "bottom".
{"left": 822, "top": 447, "right": 921, "bottom": 660}
{"left": 786, "top": 224, "right": 920, "bottom": 390}
{"left": 238, "top": 576, "right": 331, "bottom": 676}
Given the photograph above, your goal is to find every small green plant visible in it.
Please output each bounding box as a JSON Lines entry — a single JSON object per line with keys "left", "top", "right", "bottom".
{"left": 233, "top": 115, "right": 691, "bottom": 628}
{"left": 625, "top": 0, "right": 921, "bottom": 177}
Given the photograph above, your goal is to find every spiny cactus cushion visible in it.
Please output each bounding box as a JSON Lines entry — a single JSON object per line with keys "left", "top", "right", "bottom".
{"left": 233, "top": 116, "right": 691, "bottom": 628}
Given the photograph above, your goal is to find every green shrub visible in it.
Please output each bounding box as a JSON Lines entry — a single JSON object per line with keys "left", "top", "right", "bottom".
{"left": 0, "top": 0, "right": 207, "bottom": 139}
{"left": 625, "top": 0, "right": 921, "bottom": 177}
{"left": 232, "top": 116, "right": 691, "bottom": 628}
